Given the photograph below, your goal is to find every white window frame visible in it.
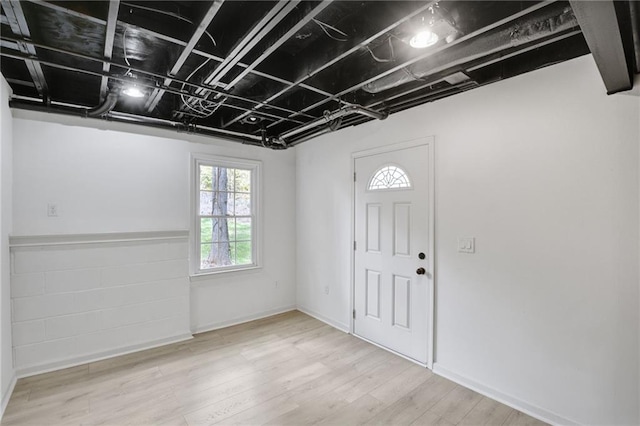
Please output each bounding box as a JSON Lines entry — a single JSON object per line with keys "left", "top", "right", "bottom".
{"left": 190, "top": 153, "right": 261, "bottom": 276}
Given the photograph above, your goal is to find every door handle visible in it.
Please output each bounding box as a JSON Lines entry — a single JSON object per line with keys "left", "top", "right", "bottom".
{"left": 416, "top": 267, "right": 426, "bottom": 275}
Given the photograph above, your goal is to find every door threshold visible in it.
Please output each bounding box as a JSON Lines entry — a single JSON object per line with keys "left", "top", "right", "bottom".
{"left": 352, "top": 332, "right": 429, "bottom": 369}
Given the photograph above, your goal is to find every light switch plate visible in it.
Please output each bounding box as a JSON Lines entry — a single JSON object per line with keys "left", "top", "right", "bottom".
{"left": 47, "top": 203, "right": 58, "bottom": 217}
{"left": 457, "top": 237, "right": 475, "bottom": 253}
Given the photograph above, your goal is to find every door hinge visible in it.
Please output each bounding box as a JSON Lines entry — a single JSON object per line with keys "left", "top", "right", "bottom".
{"left": 354, "top": 172, "right": 356, "bottom": 182}
{"left": 353, "top": 241, "right": 356, "bottom": 251}
{"left": 352, "top": 309, "right": 356, "bottom": 319}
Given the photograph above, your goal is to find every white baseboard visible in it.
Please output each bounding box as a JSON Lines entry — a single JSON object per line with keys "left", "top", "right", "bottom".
{"left": 433, "top": 363, "right": 578, "bottom": 426}
{"left": 16, "top": 332, "right": 193, "bottom": 378}
{"left": 0, "top": 373, "right": 16, "bottom": 420}
{"left": 296, "top": 305, "right": 349, "bottom": 333}
{"left": 192, "top": 305, "right": 297, "bottom": 335}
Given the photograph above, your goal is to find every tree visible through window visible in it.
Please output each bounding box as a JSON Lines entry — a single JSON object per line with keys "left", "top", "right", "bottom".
{"left": 196, "top": 159, "right": 257, "bottom": 272}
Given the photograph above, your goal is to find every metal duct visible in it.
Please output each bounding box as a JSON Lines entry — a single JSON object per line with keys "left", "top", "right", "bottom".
{"left": 279, "top": 105, "right": 388, "bottom": 142}
{"left": 363, "top": 4, "right": 578, "bottom": 93}
{"left": 86, "top": 92, "right": 119, "bottom": 117}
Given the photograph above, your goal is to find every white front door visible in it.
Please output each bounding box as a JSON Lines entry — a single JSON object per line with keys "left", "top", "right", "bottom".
{"left": 353, "top": 142, "right": 433, "bottom": 365}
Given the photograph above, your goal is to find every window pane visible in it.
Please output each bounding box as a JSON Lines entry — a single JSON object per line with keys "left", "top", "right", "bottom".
{"left": 213, "top": 192, "right": 230, "bottom": 215}
{"left": 203, "top": 242, "right": 232, "bottom": 268}
{"left": 226, "top": 168, "right": 234, "bottom": 191}
{"left": 226, "top": 218, "right": 236, "bottom": 241}
{"left": 200, "top": 166, "right": 212, "bottom": 190}
{"left": 229, "top": 242, "right": 237, "bottom": 264}
{"left": 236, "top": 242, "right": 252, "bottom": 265}
{"left": 234, "top": 169, "right": 251, "bottom": 193}
{"left": 236, "top": 218, "right": 251, "bottom": 241}
{"left": 211, "top": 218, "right": 230, "bottom": 242}
{"left": 200, "top": 244, "right": 212, "bottom": 269}
{"left": 234, "top": 193, "right": 251, "bottom": 216}
{"left": 200, "top": 218, "right": 212, "bottom": 243}
{"left": 199, "top": 191, "right": 213, "bottom": 215}
{"left": 227, "top": 192, "right": 235, "bottom": 215}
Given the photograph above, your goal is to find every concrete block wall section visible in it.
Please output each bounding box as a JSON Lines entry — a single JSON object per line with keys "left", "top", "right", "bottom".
{"left": 10, "top": 234, "right": 190, "bottom": 376}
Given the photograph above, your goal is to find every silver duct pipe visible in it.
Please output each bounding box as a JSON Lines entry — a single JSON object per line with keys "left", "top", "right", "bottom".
{"left": 279, "top": 105, "right": 388, "bottom": 141}
{"left": 363, "top": 3, "right": 578, "bottom": 93}
{"left": 86, "top": 92, "right": 119, "bottom": 117}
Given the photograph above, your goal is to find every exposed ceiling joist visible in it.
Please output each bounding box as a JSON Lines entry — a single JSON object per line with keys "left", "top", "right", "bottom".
{"left": 0, "top": 34, "right": 318, "bottom": 123}
{"left": 0, "top": 49, "right": 308, "bottom": 125}
{"left": 267, "top": 0, "right": 556, "bottom": 132}
{"left": 2, "top": 0, "right": 619, "bottom": 147}
{"left": 145, "top": 0, "right": 224, "bottom": 112}
{"left": 224, "top": 1, "right": 437, "bottom": 129}
{"left": 177, "top": 0, "right": 301, "bottom": 119}
{"left": 24, "top": 0, "right": 325, "bottom": 101}
{"left": 1, "top": 0, "right": 48, "bottom": 95}
{"left": 204, "top": 0, "right": 299, "bottom": 89}
{"left": 225, "top": 0, "right": 334, "bottom": 91}
{"left": 99, "top": 0, "right": 120, "bottom": 102}
{"left": 569, "top": 0, "right": 633, "bottom": 94}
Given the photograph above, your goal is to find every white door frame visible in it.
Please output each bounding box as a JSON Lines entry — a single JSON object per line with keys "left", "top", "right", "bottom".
{"left": 350, "top": 137, "right": 435, "bottom": 369}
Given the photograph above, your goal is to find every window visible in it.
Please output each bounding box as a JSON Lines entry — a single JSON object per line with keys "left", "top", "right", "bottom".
{"left": 368, "top": 165, "right": 412, "bottom": 190}
{"left": 192, "top": 155, "right": 260, "bottom": 274}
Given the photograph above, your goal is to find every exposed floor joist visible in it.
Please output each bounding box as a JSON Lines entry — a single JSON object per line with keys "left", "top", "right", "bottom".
{"left": 99, "top": 0, "right": 120, "bottom": 102}
{"left": 1, "top": 0, "right": 48, "bottom": 95}
{"left": 145, "top": 0, "right": 224, "bottom": 112}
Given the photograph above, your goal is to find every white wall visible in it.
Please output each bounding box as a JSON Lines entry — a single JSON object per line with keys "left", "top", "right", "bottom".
{"left": 11, "top": 114, "right": 297, "bottom": 338}
{"left": 0, "top": 76, "right": 15, "bottom": 415}
{"left": 295, "top": 55, "right": 640, "bottom": 425}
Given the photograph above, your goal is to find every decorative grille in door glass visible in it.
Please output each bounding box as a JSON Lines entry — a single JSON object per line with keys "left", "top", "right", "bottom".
{"left": 368, "top": 165, "right": 411, "bottom": 190}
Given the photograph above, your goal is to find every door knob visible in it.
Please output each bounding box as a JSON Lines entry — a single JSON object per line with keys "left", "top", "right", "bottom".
{"left": 416, "top": 267, "right": 426, "bottom": 275}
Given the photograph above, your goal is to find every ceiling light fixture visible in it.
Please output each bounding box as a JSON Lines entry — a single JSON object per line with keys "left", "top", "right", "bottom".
{"left": 242, "top": 115, "right": 262, "bottom": 125}
{"left": 409, "top": 30, "right": 439, "bottom": 48}
{"left": 410, "top": 5, "right": 439, "bottom": 49}
{"left": 122, "top": 85, "right": 145, "bottom": 98}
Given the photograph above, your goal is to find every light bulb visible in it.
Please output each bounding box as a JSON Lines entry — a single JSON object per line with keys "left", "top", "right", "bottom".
{"left": 409, "top": 30, "right": 439, "bottom": 48}
{"left": 122, "top": 86, "right": 145, "bottom": 98}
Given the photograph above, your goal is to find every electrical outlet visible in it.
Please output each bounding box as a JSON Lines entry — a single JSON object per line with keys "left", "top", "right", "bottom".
{"left": 47, "top": 203, "right": 58, "bottom": 217}
{"left": 324, "top": 285, "right": 330, "bottom": 295}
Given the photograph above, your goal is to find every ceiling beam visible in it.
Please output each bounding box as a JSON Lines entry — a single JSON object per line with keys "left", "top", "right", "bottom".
{"left": 224, "top": 0, "right": 333, "bottom": 91}
{"left": 267, "top": 0, "right": 555, "bottom": 131}
{"left": 569, "top": 0, "right": 632, "bottom": 94}
{"left": 177, "top": 0, "right": 300, "bottom": 119}
{"left": 99, "top": 0, "right": 120, "bottom": 102}
{"left": 203, "top": 0, "right": 299, "bottom": 89}
{"left": 0, "top": 49, "right": 307, "bottom": 125}
{"left": 222, "top": 1, "right": 437, "bottom": 129}
{"left": 1, "top": 0, "right": 48, "bottom": 95}
{"left": 22, "top": 0, "right": 331, "bottom": 113}
{"left": 0, "top": 33, "right": 314, "bottom": 121}
{"left": 145, "top": 0, "right": 224, "bottom": 113}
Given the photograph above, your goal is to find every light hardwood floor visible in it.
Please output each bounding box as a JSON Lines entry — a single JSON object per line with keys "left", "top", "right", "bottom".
{"left": 1, "top": 311, "right": 547, "bottom": 426}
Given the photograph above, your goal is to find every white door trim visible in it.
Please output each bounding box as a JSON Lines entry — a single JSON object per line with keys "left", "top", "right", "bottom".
{"left": 350, "top": 137, "right": 436, "bottom": 369}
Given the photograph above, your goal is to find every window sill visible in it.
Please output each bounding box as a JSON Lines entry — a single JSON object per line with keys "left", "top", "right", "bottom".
{"left": 189, "top": 265, "right": 263, "bottom": 282}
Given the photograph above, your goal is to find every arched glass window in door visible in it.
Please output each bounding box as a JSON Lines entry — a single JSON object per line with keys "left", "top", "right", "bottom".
{"left": 368, "top": 165, "right": 412, "bottom": 190}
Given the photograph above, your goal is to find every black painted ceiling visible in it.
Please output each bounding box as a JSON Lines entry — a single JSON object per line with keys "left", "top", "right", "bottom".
{"left": 1, "top": 1, "right": 638, "bottom": 148}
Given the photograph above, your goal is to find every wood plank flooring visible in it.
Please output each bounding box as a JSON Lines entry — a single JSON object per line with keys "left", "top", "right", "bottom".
{"left": 1, "top": 311, "right": 547, "bottom": 426}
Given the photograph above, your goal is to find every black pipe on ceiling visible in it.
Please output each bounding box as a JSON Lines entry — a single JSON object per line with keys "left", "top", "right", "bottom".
{"left": 9, "top": 99, "right": 264, "bottom": 147}
{"left": 86, "top": 92, "right": 119, "bottom": 117}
